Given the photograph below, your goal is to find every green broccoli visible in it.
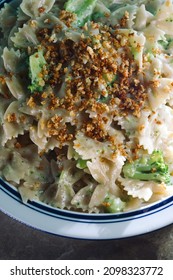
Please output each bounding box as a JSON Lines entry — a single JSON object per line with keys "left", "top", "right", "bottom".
{"left": 64, "top": 0, "right": 97, "bottom": 26}
{"left": 97, "top": 95, "right": 110, "bottom": 103}
{"left": 76, "top": 158, "right": 88, "bottom": 169}
{"left": 103, "top": 193, "right": 126, "bottom": 213}
{"left": 123, "top": 150, "right": 171, "bottom": 184}
{"left": 28, "top": 50, "right": 47, "bottom": 93}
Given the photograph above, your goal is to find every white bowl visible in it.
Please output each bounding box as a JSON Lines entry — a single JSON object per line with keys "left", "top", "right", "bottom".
{"left": 0, "top": 0, "right": 173, "bottom": 240}
{"left": 1, "top": 178, "right": 173, "bottom": 240}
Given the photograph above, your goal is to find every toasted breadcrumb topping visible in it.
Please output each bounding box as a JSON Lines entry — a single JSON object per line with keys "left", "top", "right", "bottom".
{"left": 26, "top": 15, "right": 148, "bottom": 147}
{"left": 6, "top": 113, "right": 17, "bottom": 123}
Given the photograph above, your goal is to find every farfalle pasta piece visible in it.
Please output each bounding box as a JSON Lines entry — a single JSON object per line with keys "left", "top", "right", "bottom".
{"left": 11, "top": 23, "right": 39, "bottom": 48}
{"left": 108, "top": 4, "right": 138, "bottom": 28}
{"left": 5, "top": 76, "right": 26, "bottom": 100}
{"left": 2, "top": 101, "right": 33, "bottom": 145}
{"left": 137, "top": 105, "right": 173, "bottom": 154}
{"left": 2, "top": 47, "right": 23, "bottom": 74}
{"left": 119, "top": 177, "right": 160, "bottom": 202}
{"left": 0, "top": 3, "right": 17, "bottom": 33}
{"left": 20, "top": 0, "right": 55, "bottom": 18}
{"left": 71, "top": 183, "right": 95, "bottom": 211}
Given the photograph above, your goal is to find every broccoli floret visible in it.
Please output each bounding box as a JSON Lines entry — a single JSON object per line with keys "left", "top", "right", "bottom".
{"left": 28, "top": 50, "right": 47, "bottom": 93}
{"left": 64, "top": 0, "right": 97, "bottom": 26}
{"left": 123, "top": 150, "right": 171, "bottom": 184}
{"left": 103, "top": 194, "right": 126, "bottom": 213}
{"left": 76, "top": 158, "right": 88, "bottom": 169}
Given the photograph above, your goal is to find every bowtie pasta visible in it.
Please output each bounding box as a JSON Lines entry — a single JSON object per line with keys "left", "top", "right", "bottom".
{"left": 0, "top": 0, "right": 173, "bottom": 213}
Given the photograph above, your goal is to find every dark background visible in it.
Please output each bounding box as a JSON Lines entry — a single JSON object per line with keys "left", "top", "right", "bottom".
{"left": 0, "top": 211, "right": 172, "bottom": 260}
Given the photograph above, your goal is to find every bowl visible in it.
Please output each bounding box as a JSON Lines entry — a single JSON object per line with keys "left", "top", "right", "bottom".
{"left": 0, "top": 0, "right": 173, "bottom": 240}
{"left": 1, "top": 178, "right": 173, "bottom": 239}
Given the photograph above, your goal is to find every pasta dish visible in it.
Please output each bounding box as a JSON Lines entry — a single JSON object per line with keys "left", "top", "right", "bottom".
{"left": 0, "top": 0, "right": 173, "bottom": 213}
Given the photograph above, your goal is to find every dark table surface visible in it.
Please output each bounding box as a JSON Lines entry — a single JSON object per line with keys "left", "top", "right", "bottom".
{"left": 0, "top": 211, "right": 173, "bottom": 260}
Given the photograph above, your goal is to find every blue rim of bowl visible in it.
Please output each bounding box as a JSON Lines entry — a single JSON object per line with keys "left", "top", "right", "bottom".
{"left": 1, "top": 177, "right": 173, "bottom": 224}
